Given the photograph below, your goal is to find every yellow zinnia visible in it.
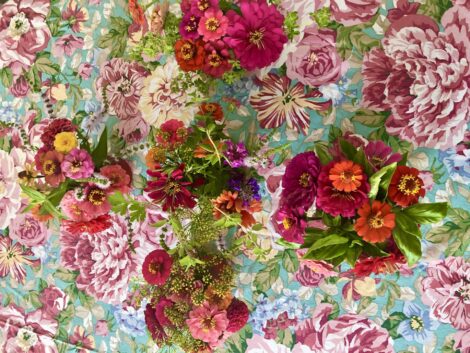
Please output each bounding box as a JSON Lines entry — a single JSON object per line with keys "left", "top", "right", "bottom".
{"left": 53, "top": 131, "right": 78, "bottom": 153}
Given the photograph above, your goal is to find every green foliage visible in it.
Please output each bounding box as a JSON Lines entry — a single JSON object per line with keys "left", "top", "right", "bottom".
{"left": 34, "top": 53, "right": 60, "bottom": 75}
{"left": 382, "top": 312, "right": 408, "bottom": 339}
{"left": 282, "top": 249, "right": 299, "bottom": 272}
{"left": 98, "top": 16, "right": 132, "bottom": 58}
{"left": 284, "top": 12, "right": 300, "bottom": 41}
{"left": 418, "top": 0, "right": 453, "bottom": 21}
{"left": 393, "top": 212, "right": 422, "bottom": 266}
{"left": 368, "top": 162, "right": 397, "bottom": 199}
{"left": 91, "top": 126, "right": 108, "bottom": 168}
{"left": 254, "top": 256, "right": 281, "bottom": 292}
{"left": 336, "top": 18, "right": 380, "bottom": 59}
{"left": 0, "top": 67, "right": 13, "bottom": 87}
{"left": 402, "top": 202, "right": 448, "bottom": 224}
{"left": 352, "top": 109, "right": 389, "bottom": 128}
{"left": 20, "top": 184, "right": 65, "bottom": 219}
{"left": 108, "top": 191, "right": 146, "bottom": 222}
{"left": 314, "top": 141, "right": 333, "bottom": 165}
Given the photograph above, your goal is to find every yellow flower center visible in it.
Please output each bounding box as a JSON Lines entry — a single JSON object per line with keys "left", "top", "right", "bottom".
{"left": 148, "top": 261, "right": 161, "bottom": 274}
{"left": 181, "top": 43, "right": 194, "bottom": 60}
{"left": 397, "top": 175, "right": 421, "bottom": 196}
{"left": 42, "top": 160, "right": 57, "bottom": 176}
{"left": 298, "top": 172, "right": 311, "bottom": 188}
{"left": 410, "top": 316, "right": 424, "bottom": 332}
{"left": 249, "top": 30, "right": 264, "bottom": 48}
{"left": 88, "top": 189, "right": 106, "bottom": 206}
{"left": 205, "top": 17, "right": 220, "bottom": 31}
{"left": 282, "top": 217, "right": 292, "bottom": 230}
{"left": 208, "top": 53, "right": 221, "bottom": 67}
{"left": 368, "top": 212, "right": 384, "bottom": 229}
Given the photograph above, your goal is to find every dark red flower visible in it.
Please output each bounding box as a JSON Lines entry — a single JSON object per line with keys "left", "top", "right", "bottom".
{"left": 202, "top": 40, "right": 232, "bottom": 78}
{"left": 388, "top": 165, "right": 425, "bottom": 207}
{"left": 145, "top": 165, "right": 196, "bottom": 211}
{"left": 36, "top": 150, "right": 65, "bottom": 187}
{"left": 351, "top": 246, "right": 406, "bottom": 277}
{"left": 40, "top": 118, "right": 76, "bottom": 148}
{"left": 226, "top": 298, "right": 249, "bottom": 333}
{"left": 144, "top": 303, "right": 167, "bottom": 341}
{"left": 198, "top": 102, "right": 224, "bottom": 121}
{"left": 156, "top": 119, "right": 189, "bottom": 148}
{"left": 174, "top": 39, "right": 205, "bottom": 71}
{"left": 155, "top": 297, "right": 174, "bottom": 327}
{"left": 142, "top": 250, "right": 173, "bottom": 285}
{"left": 62, "top": 215, "right": 113, "bottom": 235}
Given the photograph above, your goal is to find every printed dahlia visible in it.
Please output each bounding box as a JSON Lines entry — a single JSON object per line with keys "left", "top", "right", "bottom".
{"left": 226, "top": 298, "right": 249, "bottom": 332}
{"left": 281, "top": 152, "right": 321, "bottom": 210}
{"left": 224, "top": 0, "right": 288, "bottom": 70}
{"left": 142, "top": 249, "right": 173, "bottom": 285}
{"left": 316, "top": 161, "right": 370, "bottom": 217}
{"left": 388, "top": 166, "right": 425, "bottom": 207}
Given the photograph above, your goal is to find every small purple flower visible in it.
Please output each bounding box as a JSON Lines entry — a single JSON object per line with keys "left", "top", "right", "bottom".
{"left": 61, "top": 149, "right": 94, "bottom": 179}
{"left": 224, "top": 141, "right": 248, "bottom": 168}
{"left": 179, "top": 12, "right": 201, "bottom": 40}
{"left": 228, "top": 176, "right": 261, "bottom": 206}
{"left": 364, "top": 140, "right": 402, "bottom": 171}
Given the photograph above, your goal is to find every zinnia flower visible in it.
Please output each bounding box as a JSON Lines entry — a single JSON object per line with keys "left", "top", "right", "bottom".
{"left": 364, "top": 140, "right": 402, "bottom": 171}
{"left": 179, "top": 12, "right": 201, "bottom": 40}
{"left": 37, "top": 150, "right": 65, "bottom": 187}
{"left": 224, "top": 141, "right": 248, "bottom": 168}
{"left": 198, "top": 102, "right": 224, "bottom": 121}
{"left": 142, "top": 249, "right": 173, "bottom": 285}
{"left": 145, "top": 165, "right": 197, "bottom": 211}
{"left": 351, "top": 243, "right": 406, "bottom": 277}
{"left": 40, "top": 118, "right": 76, "bottom": 148}
{"left": 82, "top": 186, "right": 111, "bottom": 217}
{"left": 203, "top": 40, "right": 232, "bottom": 78}
{"left": 250, "top": 73, "right": 331, "bottom": 134}
{"left": 316, "top": 161, "right": 370, "bottom": 217}
{"left": 281, "top": 152, "right": 321, "bottom": 209}
{"left": 100, "top": 164, "right": 132, "bottom": 193}
{"left": 388, "top": 166, "right": 425, "bottom": 207}
{"left": 273, "top": 206, "right": 306, "bottom": 244}
{"left": 354, "top": 201, "right": 396, "bottom": 243}
{"left": 186, "top": 302, "right": 229, "bottom": 343}
{"left": 224, "top": 0, "right": 288, "bottom": 70}
{"left": 53, "top": 131, "right": 78, "bottom": 154}
{"left": 212, "top": 190, "right": 261, "bottom": 228}
{"left": 145, "top": 304, "right": 167, "bottom": 341}
{"left": 156, "top": 119, "right": 189, "bottom": 148}
{"left": 60, "top": 190, "right": 93, "bottom": 222}
{"left": 198, "top": 8, "right": 228, "bottom": 41}
{"left": 174, "top": 39, "right": 205, "bottom": 71}
{"left": 61, "top": 148, "right": 94, "bottom": 179}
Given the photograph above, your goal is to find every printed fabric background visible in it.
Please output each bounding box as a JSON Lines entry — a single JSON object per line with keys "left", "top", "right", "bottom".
{"left": 0, "top": 0, "right": 469, "bottom": 352}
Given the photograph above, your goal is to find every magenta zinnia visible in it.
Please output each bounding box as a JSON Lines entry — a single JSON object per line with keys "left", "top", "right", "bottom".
{"left": 145, "top": 165, "right": 196, "bottom": 211}
{"left": 250, "top": 74, "right": 331, "bottom": 135}
{"left": 224, "top": 0, "right": 288, "bottom": 71}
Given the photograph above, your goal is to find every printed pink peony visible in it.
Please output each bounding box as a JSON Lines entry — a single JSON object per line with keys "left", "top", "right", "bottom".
{"left": 362, "top": 4, "right": 470, "bottom": 149}
{"left": 39, "top": 285, "right": 69, "bottom": 318}
{"left": 0, "top": 150, "right": 22, "bottom": 229}
{"left": 9, "top": 211, "right": 50, "bottom": 247}
{"left": 330, "top": 0, "right": 381, "bottom": 26}
{"left": 0, "top": 0, "right": 51, "bottom": 75}
{"left": 286, "top": 25, "right": 347, "bottom": 87}
{"left": 295, "top": 303, "right": 394, "bottom": 353}
{"left": 421, "top": 256, "right": 470, "bottom": 330}
{"left": 59, "top": 215, "right": 137, "bottom": 304}
{"left": 295, "top": 250, "right": 336, "bottom": 287}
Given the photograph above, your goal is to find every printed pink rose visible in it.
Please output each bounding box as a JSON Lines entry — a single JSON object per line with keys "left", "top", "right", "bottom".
{"left": 8, "top": 211, "right": 50, "bottom": 247}
{"left": 295, "top": 303, "right": 394, "bottom": 353}
{"left": 295, "top": 250, "right": 336, "bottom": 287}
{"left": 59, "top": 215, "right": 138, "bottom": 304}
{"left": 421, "top": 257, "right": 470, "bottom": 330}
{"left": 78, "top": 62, "right": 93, "bottom": 79}
{"left": 286, "top": 25, "right": 347, "bottom": 87}
{"left": 0, "top": 0, "right": 51, "bottom": 75}
{"left": 95, "top": 320, "right": 109, "bottom": 336}
{"left": 330, "top": 0, "right": 381, "bottom": 26}
{"left": 362, "top": 5, "right": 470, "bottom": 149}
{"left": 39, "top": 286, "right": 69, "bottom": 318}
{"left": 0, "top": 303, "right": 58, "bottom": 353}
{"left": 10, "top": 75, "right": 29, "bottom": 97}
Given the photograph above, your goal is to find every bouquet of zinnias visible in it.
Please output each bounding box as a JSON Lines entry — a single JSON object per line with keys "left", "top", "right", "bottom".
{"left": 274, "top": 132, "right": 448, "bottom": 275}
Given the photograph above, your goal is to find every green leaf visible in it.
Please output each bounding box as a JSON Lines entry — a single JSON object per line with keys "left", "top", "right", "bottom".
{"left": 276, "top": 238, "right": 301, "bottom": 249}
{"left": 55, "top": 268, "right": 79, "bottom": 283}
{"left": 26, "top": 291, "right": 42, "bottom": 308}
{"left": 97, "top": 16, "right": 132, "bottom": 58}
{"left": 352, "top": 109, "right": 388, "bottom": 127}
{"left": 402, "top": 202, "right": 448, "bottom": 224}
{"left": 34, "top": 56, "right": 60, "bottom": 75}
{"left": 0, "top": 67, "right": 13, "bottom": 87}
{"left": 346, "top": 245, "right": 362, "bottom": 267}
{"left": 310, "top": 234, "right": 349, "bottom": 250}
{"left": 282, "top": 249, "right": 299, "bottom": 273}
{"left": 108, "top": 191, "right": 128, "bottom": 215}
{"left": 393, "top": 213, "right": 422, "bottom": 266}
{"left": 328, "top": 126, "right": 342, "bottom": 143}
{"left": 368, "top": 162, "right": 397, "bottom": 199}
{"left": 314, "top": 142, "right": 333, "bottom": 165}
{"left": 91, "top": 126, "right": 108, "bottom": 168}
{"left": 382, "top": 312, "right": 407, "bottom": 339}
{"left": 339, "top": 138, "right": 357, "bottom": 161}
{"left": 255, "top": 261, "right": 280, "bottom": 292}
{"left": 129, "top": 202, "right": 146, "bottom": 222}
{"left": 38, "top": 278, "right": 48, "bottom": 291}
{"left": 179, "top": 256, "right": 204, "bottom": 270}
{"left": 418, "top": 0, "right": 453, "bottom": 21}
{"left": 350, "top": 30, "right": 381, "bottom": 55}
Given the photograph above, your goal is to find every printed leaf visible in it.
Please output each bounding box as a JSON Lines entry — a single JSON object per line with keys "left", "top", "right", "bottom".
{"left": 282, "top": 249, "right": 299, "bottom": 272}
{"left": 352, "top": 109, "right": 388, "bottom": 127}
{"left": 255, "top": 260, "right": 281, "bottom": 292}
{"left": 0, "top": 67, "right": 13, "bottom": 87}
{"left": 97, "top": 16, "right": 132, "bottom": 58}
{"left": 34, "top": 56, "right": 60, "bottom": 75}
{"left": 402, "top": 202, "right": 448, "bottom": 224}
{"left": 382, "top": 312, "right": 407, "bottom": 339}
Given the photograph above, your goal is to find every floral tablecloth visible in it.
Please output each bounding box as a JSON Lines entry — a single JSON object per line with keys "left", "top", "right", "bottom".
{"left": 0, "top": 0, "right": 469, "bottom": 352}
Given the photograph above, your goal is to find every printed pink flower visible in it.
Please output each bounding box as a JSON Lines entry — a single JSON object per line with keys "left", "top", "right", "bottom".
{"left": 52, "top": 34, "right": 84, "bottom": 57}
{"left": 39, "top": 286, "right": 69, "bottom": 318}
{"left": 250, "top": 73, "right": 331, "bottom": 135}
{"left": 362, "top": 5, "right": 470, "bottom": 149}
{"left": 100, "top": 164, "right": 131, "bottom": 193}
{"left": 0, "top": 303, "right": 58, "bottom": 353}
{"left": 287, "top": 25, "right": 347, "bottom": 87}
{"left": 0, "top": 150, "right": 22, "bottom": 229}
{"left": 421, "top": 257, "right": 470, "bottom": 330}
{"left": 10, "top": 75, "right": 29, "bottom": 97}
{"left": 295, "top": 303, "right": 394, "bottom": 353}
{"left": 68, "top": 326, "right": 96, "bottom": 353}
{"left": 330, "top": 0, "right": 381, "bottom": 26}
{"left": 60, "top": 190, "right": 94, "bottom": 222}
{"left": 295, "top": 250, "right": 336, "bottom": 287}
{"left": 454, "top": 328, "right": 470, "bottom": 353}
{"left": 224, "top": 0, "right": 288, "bottom": 71}
{"left": 0, "top": 0, "right": 51, "bottom": 75}
{"left": 198, "top": 8, "right": 228, "bottom": 41}
{"left": 59, "top": 215, "right": 137, "bottom": 304}
{"left": 61, "top": 0, "right": 89, "bottom": 32}
{"left": 78, "top": 62, "right": 93, "bottom": 79}
{"left": 61, "top": 148, "right": 94, "bottom": 179}
{"left": 95, "top": 320, "right": 109, "bottom": 336}
{"left": 8, "top": 211, "right": 50, "bottom": 247}
{"left": 186, "top": 301, "right": 228, "bottom": 344}
{"left": 96, "top": 58, "right": 149, "bottom": 120}
{"left": 0, "top": 237, "right": 40, "bottom": 284}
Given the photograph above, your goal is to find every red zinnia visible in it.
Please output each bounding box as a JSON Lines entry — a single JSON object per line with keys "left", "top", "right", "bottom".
{"left": 156, "top": 119, "right": 189, "bottom": 148}
{"left": 198, "top": 102, "right": 224, "bottom": 121}
{"left": 203, "top": 40, "right": 232, "bottom": 78}
{"left": 142, "top": 249, "right": 173, "bottom": 285}
{"left": 388, "top": 166, "right": 425, "bottom": 207}
{"left": 354, "top": 201, "right": 396, "bottom": 243}
{"left": 62, "top": 215, "right": 113, "bottom": 235}
{"left": 40, "top": 118, "right": 76, "bottom": 148}
{"left": 226, "top": 298, "right": 249, "bottom": 333}
{"left": 351, "top": 245, "right": 406, "bottom": 277}
{"left": 174, "top": 38, "right": 205, "bottom": 71}
{"left": 145, "top": 165, "right": 196, "bottom": 211}
{"left": 144, "top": 303, "right": 167, "bottom": 341}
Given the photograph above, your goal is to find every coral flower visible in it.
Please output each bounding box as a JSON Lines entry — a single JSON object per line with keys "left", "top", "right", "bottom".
{"left": 100, "top": 164, "right": 132, "bottom": 193}
{"left": 186, "top": 301, "right": 228, "bottom": 343}
{"left": 174, "top": 39, "right": 205, "bottom": 71}
{"left": 82, "top": 186, "right": 111, "bottom": 217}
{"left": 328, "top": 160, "right": 364, "bottom": 193}
{"left": 53, "top": 131, "right": 78, "bottom": 154}
{"left": 145, "top": 147, "right": 165, "bottom": 170}
{"left": 354, "top": 201, "right": 396, "bottom": 243}
{"left": 62, "top": 215, "right": 113, "bottom": 235}
{"left": 156, "top": 119, "right": 189, "bottom": 147}
{"left": 38, "top": 150, "right": 65, "bottom": 187}
{"left": 198, "top": 8, "right": 228, "bottom": 41}
{"left": 212, "top": 190, "right": 261, "bottom": 227}
{"left": 145, "top": 165, "right": 197, "bottom": 211}
{"left": 388, "top": 166, "right": 425, "bottom": 207}
{"left": 198, "top": 102, "right": 224, "bottom": 121}
{"left": 142, "top": 250, "right": 173, "bottom": 285}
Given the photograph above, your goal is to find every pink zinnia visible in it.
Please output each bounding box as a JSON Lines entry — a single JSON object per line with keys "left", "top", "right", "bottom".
{"left": 61, "top": 148, "right": 94, "bottom": 179}
{"left": 82, "top": 186, "right": 111, "bottom": 217}
{"left": 198, "top": 8, "right": 228, "bottom": 41}
{"left": 224, "top": 0, "right": 288, "bottom": 71}
{"left": 186, "top": 302, "right": 228, "bottom": 343}
{"left": 60, "top": 190, "right": 94, "bottom": 222}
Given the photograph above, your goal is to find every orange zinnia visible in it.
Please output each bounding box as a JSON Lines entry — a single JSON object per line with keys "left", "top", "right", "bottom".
{"left": 174, "top": 39, "right": 204, "bottom": 71}
{"left": 145, "top": 147, "right": 165, "bottom": 170}
{"left": 328, "top": 160, "right": 364, "bottom": 192}
{"left": 354, "top": 201, "right": 396, "bottom": 243}
{"left": 212, "top": 191, "right": 261, "bottom": 227}
{"left": 198, "top": 102, "right": 224, "bottom": 121}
